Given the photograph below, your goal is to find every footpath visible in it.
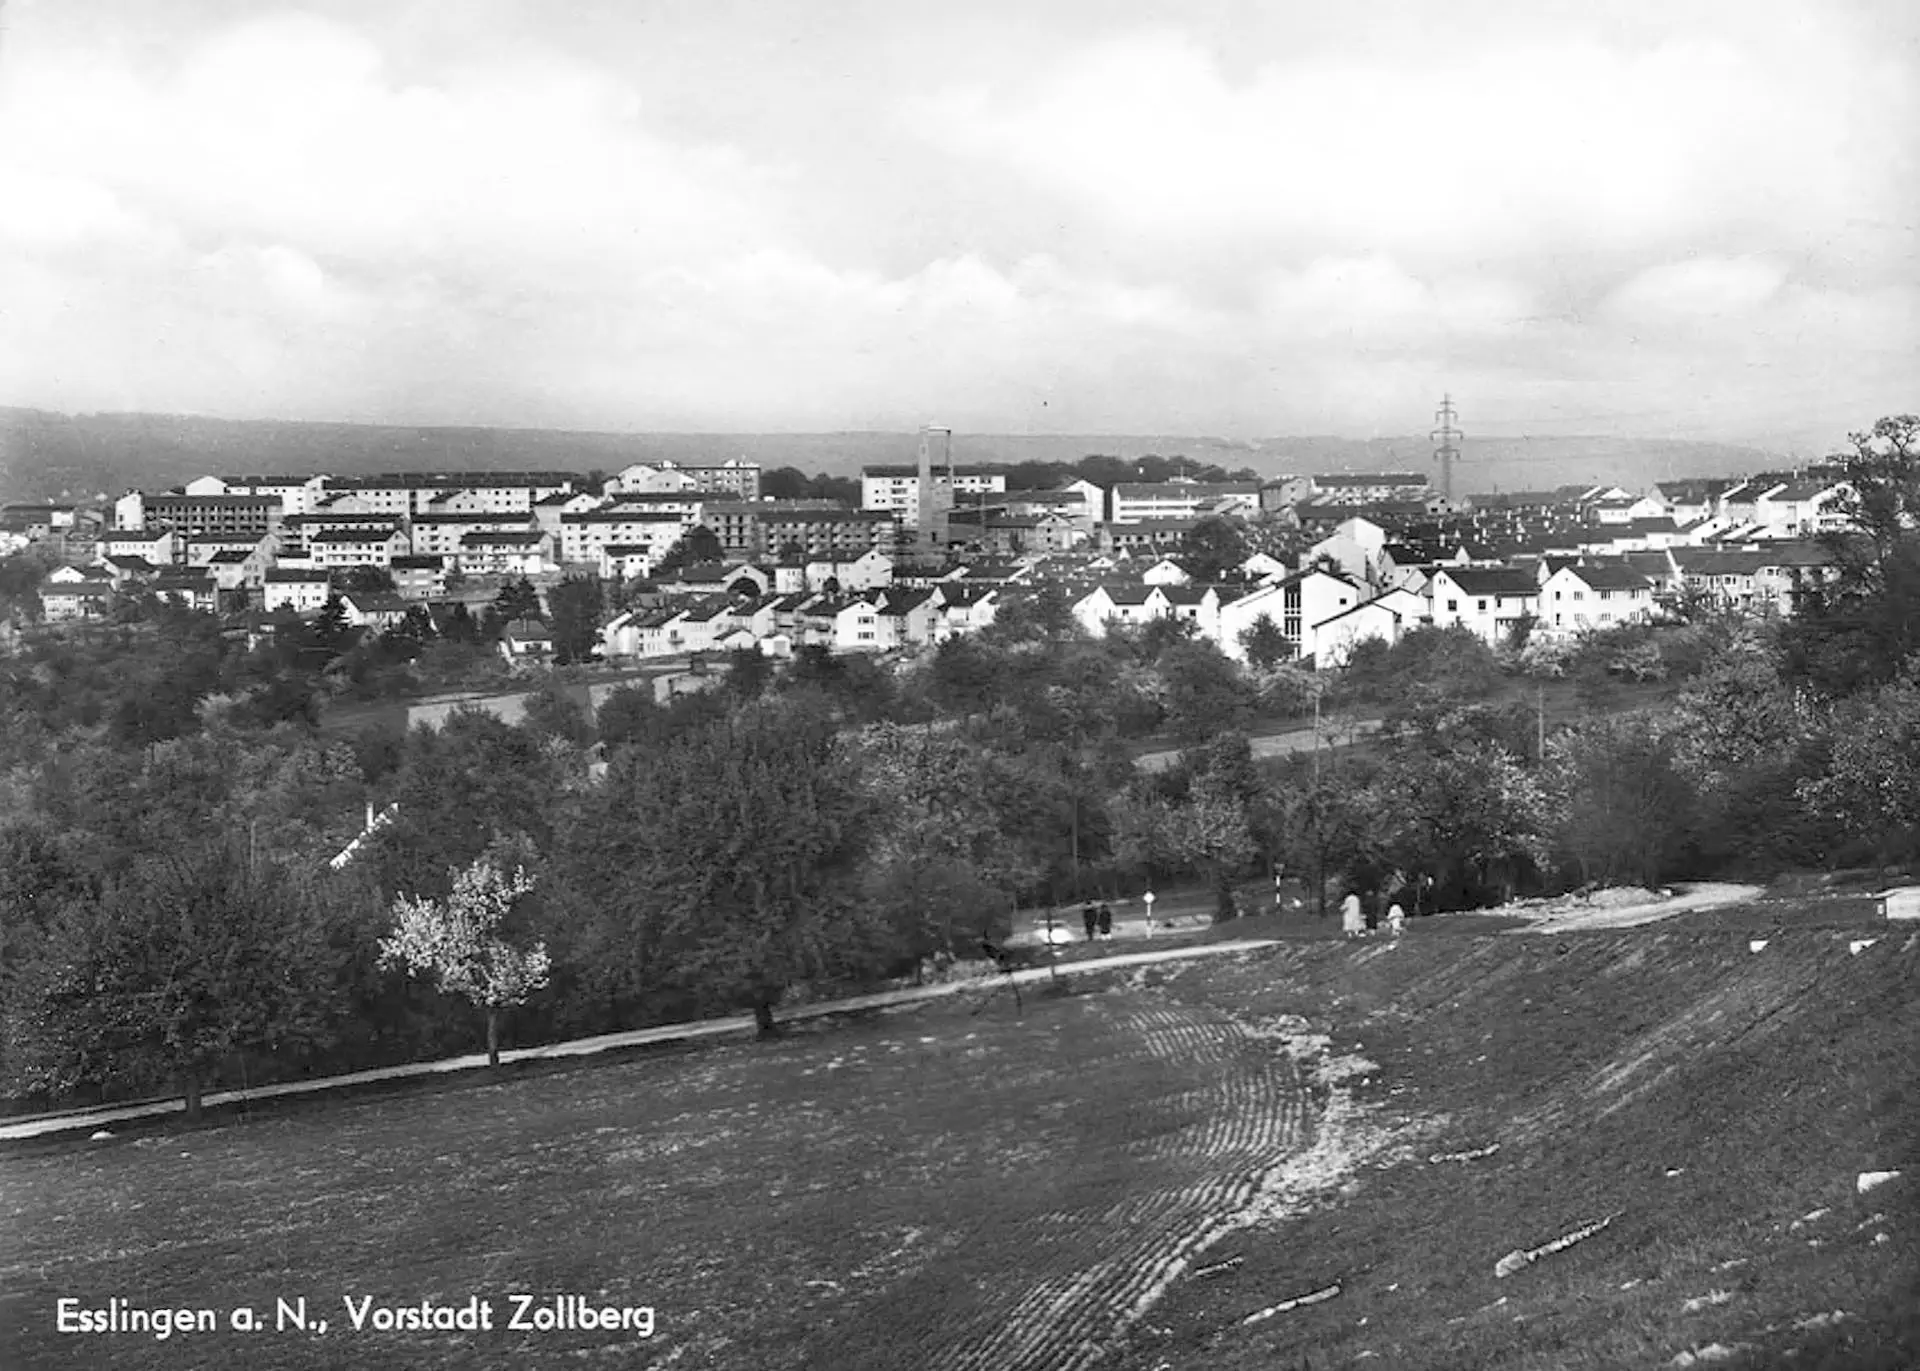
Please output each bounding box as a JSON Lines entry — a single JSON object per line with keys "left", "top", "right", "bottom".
{"left": 0, "top": 938, "right": 1278, "bottom": 1143}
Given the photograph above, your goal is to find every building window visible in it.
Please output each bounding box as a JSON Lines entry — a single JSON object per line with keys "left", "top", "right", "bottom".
{"left": 1476, "top": 599, "right": 1487, "bottom": 612}
{"left": 1446, "top": 599, "right": 1458, "bottom": 612}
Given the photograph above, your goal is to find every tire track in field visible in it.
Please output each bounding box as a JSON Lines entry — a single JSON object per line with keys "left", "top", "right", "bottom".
{"left": 926, "top": 998, "right": 1317, "bottom": 1371}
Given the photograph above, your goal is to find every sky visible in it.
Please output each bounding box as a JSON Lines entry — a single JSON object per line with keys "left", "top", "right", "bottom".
{"left": 0, "top": 0, "right": 1914, "bottom": 453}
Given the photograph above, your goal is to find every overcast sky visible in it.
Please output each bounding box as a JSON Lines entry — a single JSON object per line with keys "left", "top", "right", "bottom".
{"left": 0, "top": 0, "right": 1913, "bottom": 451}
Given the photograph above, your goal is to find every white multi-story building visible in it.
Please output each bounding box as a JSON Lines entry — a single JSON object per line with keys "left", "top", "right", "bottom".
{"left": 1109, "top": 481, "right": 1259, "bottom": 525}
{"left": 1539, "top": 564, "right": 1657, "bottom": 636}
{"left": 861, "top": 466, "right": 1007, "bottom": 528}
{"left": 558, "top": 510, "right": 688, "bottom": 565}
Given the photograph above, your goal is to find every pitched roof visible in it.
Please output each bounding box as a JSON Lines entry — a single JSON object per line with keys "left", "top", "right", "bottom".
{"left": 1564, "top": 564, "right": 1654, "bottom": 592}
{"left": 502, "top": 617, "right": 553, "bottom": 640}
{"left": 1434, "top": 567, "right": 1539, "bottom": 596}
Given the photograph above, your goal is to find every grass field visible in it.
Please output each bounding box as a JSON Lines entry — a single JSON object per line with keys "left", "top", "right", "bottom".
{"left": 2, "top": 916, "right": 1914, "bottom": 1371}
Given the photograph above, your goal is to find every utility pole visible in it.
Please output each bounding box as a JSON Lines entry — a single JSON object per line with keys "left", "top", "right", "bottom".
{"left": 1430, "top": 395, "right": 1464, "bottom": 503}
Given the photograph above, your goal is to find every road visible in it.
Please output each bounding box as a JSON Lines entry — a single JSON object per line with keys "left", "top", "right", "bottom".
{"left": 1503, "top": 881, "right": 1764, "bottom": 933}
{"left": 1135, "top": 718, "right": 1383, "bottom": 772}
{"left": 0, "top": 939, "right": 1279, "bottom": 1143}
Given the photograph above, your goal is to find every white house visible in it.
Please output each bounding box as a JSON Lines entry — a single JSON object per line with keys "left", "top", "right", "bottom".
{"left": 308, "top": 527, "right": 409, "bottom": 571}
{"left": 1212, "top": 570, "right": 1359, "bottom": 663}
{"left": 1140, "top": 557, "right": 1192, "bottom": 586}
{"left": 1426, "top": 567, "right": 1541, "bottom": 647}
{"left": 1071, "top": 584, "right": 1168, "bottom": 636}
{"left": 1303, "top": 517, "right": 1387, "bottom": 586}
{"left": 1312, "top": 587, "right": 1429, "bottom": 666}
{"left": 457, "top": 530, "right": 555, "bottom": 576}
{"left": 805, "top": 548, "right": 893, "bottom": 593}
{"left": 263, "top": 570, "right": 333, "bottom": 615}
{"left": 1539, "top": 564, "right": 1657, "bottom": 637}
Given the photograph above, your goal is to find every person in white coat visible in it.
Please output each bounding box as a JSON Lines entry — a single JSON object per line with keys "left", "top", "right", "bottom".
{"left": 1340, "top": 890, "right": 1365, "bottom": 939}
{"left": 1386, "top": 901, "right": 1406, "bottom": 939}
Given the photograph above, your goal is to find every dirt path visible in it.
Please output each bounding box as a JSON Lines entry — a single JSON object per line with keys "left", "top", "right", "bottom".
{"left": 0, "top": 939, "right": 1279, "bottom": 1143}
{"left": 1503, "top": 881, "right": 1764, "bottom": 933}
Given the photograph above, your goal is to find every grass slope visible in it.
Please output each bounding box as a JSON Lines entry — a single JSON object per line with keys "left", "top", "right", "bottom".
{"left": 1, "top": 917, "right": 1912, "bottom": 1371}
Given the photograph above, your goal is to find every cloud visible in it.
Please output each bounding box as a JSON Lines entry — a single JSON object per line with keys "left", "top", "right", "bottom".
{"left": 911, "top": 26, "right": 1913, "bottom": 276}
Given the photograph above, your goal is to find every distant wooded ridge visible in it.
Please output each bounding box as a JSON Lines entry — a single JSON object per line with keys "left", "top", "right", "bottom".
{"left": 0, "top": 405, "right": 1788, "bottom": 505}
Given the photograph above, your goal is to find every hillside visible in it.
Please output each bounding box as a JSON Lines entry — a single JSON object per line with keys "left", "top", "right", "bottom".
{"left": 2, "top": 905, "right": 1910, "bottom": 1370}
{"left": 0, "top": 406, "right": 1787, "bottom": 504}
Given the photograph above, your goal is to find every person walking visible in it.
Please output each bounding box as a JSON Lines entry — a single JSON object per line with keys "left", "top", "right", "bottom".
{"left": 1340, "top": 889, "right": 1364, "bottom": 940}
{"left": 1386, "top": 900, "right": 1406, "bottom": 939}
{"left": 1082, "top": 902, "right": 1099, "bottom": 943}
{"left": 1097, "top": 902, "right": 1113, "bottom": 942}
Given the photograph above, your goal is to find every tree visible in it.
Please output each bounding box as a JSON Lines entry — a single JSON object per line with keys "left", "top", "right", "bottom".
{"left": 7, "top": 845, "right": 345, "bottom": 1119}
{"left": 1159, "top": 639, "right": 1255, "bottom": 742}
{"left": 1239, "top": 613, "right": 1292, "bottom": 670}
{"left": 489, "top": 578, "right": 541, "bottom": 630}
{"left": 610, "top": 699, "right": 882, "bottom": 1035}
{"left": 1545, "top": 721, "right": 1693, "bottom": 890}
{"left": 1784, "top": 416, "right": 1920, "bottom": 695}
{"left": 725, "top": 646, "right": 773, "bottom": 700}
{"left": 1111, "top": 774, "right": 1255, "bottom": 919}
{"left": 655, "top": 526, "right": 724, "bottom": 577}
{"left": 313, "top": 594, "right": 353, "bottom": 656}
{"left": 547, "top": 575, "right": 604, "bottom": 665}
{"left": 1796, "top": 661, "right": 1920, "bottom": 865}
{"left": 380, "top": 856, "right": 552, "bottom": 1067}
{"left": 336, "top": 565, "right": 397, "bottom": 596}
{"left": 1177, "top": 516, "right": 1250, "bottom": 582}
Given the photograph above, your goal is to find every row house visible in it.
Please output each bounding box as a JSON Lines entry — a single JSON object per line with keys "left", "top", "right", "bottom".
{"left": 1109, "top": 481, "right": 1259, "bottom": 525}
{"left": 1263, "top": 473, "right": 1431, "bottom": 511}
{"left": 557, "top": 509, "right": 687, "bottom": 566}
{"left": 307, "top": 527, "right": 410, "bottom": 572}
{"left": 457, "top": 530, "right": 554, "bottom": 576}
{"left": 317, "top": 471, "right": 582, "bottom": 518}
{"left": 1576, "top": 517, "right": 1688, "bottom": 554}
{"left": 408, "top": 514, "right": 532, "bottom": 559}
{"left": 101, "top": 528, "right": 179, "bottom": 565}
{"left": 263, "top": 570, "right": 333, "bottom": 615}
{"left": 598, "top": 544, "right": 658, "bottom": 581}
{"left": 1099, "top": 518, "right": 1196, "bottom": 556}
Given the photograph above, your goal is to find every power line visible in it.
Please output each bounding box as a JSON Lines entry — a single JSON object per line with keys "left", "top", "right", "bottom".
{"left": 1430, "top": 395, "right": 1463, "bottom": 501}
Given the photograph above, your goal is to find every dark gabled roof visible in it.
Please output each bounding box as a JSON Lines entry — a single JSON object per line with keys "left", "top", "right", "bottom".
{"left": 265, "top": 569, "right": 330, "bottom": 583}
{"left": 103, "top": 554, "right": 157, "bottom": 571}
{"left": 561, "top": 509, "right": 684, "bottom": 523}
{"left": 1563, "top": 564, "right": 1654, "bottom": 592}
{"left": 1433, "top": 567, "right": 1538, "bottom": 596}
{"left": 1766, "top": 480, "right": 1846, "bottom": 502}
{"left": 872, "top": 588, "right": 936, "bottom": 616}
{"left": 1310, "top": 472, "right": 1426, "bottom": 486}
{"left": 502, "top": 617, "right": 552, "bottom": 639}
{"left": 1621, "top": 551, "right": 1678, "bottom": 577}
{"left": 1157, "top": 585, "right": 1213, "bottom": 606}
{"left": 342, "top": 593, "right": 412, "bottom": 614}
{"left": 1754, "top": 541, "right": 1839, "bottom": 567}
{"left": 460, "top": 530, "right": 544, "bottom": 546}
{"left": 1097, "top": 584, "right": 1156, "bottom": 606}
{"left": 41, "top": 579, "right": 111, "bottom": 596}
{"left": 389, "top": 555, "right": 446, "bottom": 570}
{"left": 1671, "top": 548, "right": 1767, "bottom": 576}
{"left": 309, "top": 527, "right": 402, "bottom": 544}
{"left": 207, "top": 549, "right": 253, "bottom": 563}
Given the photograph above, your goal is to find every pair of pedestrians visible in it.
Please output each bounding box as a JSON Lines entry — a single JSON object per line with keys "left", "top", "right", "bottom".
{"left": 1341, "top": 890, "right": 1407, "bottom": 940}
{"left": 1080, "top": 902, "right": 1114, "bottom": 942}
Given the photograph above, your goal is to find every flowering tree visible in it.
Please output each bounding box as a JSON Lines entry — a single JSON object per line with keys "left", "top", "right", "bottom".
{"left": 380, "top": 858, "right": 551, "bottom": 1067}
